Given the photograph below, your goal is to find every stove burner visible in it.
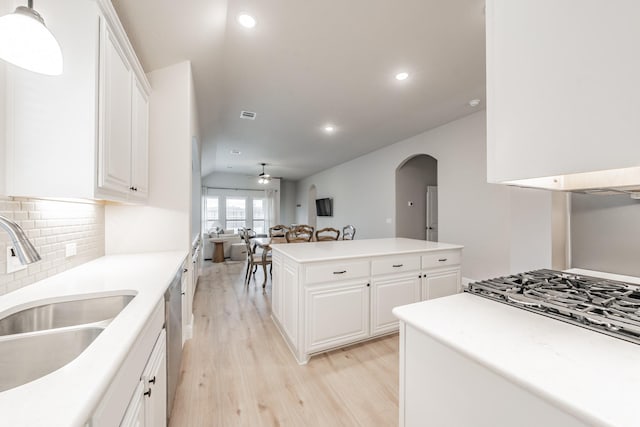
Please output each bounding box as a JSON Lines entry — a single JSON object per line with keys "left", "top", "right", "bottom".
{"left": 466, "top": 269, "right": 640, "bottom": 345}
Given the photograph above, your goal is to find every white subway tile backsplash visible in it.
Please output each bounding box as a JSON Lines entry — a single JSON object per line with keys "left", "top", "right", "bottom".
{"left": 0, "top": 197, "right": 105, "bottom": 296}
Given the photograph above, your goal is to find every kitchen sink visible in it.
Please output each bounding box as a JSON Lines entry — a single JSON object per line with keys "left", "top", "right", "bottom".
{"left": 0, "top": 294, "right": 135, "bottom": 336}
{"left": 0, "top": 326, "right": 104, "bottom": 392}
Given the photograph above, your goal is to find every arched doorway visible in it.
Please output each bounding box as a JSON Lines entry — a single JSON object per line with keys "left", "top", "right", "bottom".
{"left": 308, "top": 184, "right": 317, "bottom": 228}
{"left": 395, "top": 154, "right": 438, "bottom": 240}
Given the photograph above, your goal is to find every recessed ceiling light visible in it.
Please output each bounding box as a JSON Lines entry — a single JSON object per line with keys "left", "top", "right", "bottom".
{"left": 230, "top": 149, "right": 242, "bottom": 155}
{"left": 395, "top": 72, "right": 409, "bottom": 81}
{"left": 324, "top": 125, "right": 335, "bottom": 133}
{"left": 468, "top": 99, "right": 481, "bottom": 107}
{"left": 238, "top": 14, "right": 256, "bottom": 28}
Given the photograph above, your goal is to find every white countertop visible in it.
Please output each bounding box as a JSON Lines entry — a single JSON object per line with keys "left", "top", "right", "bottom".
{"left": 270, "top": 237, "right": 463, "bottom": 263}
{"left": 393, "top": 268, "right": 640, "bottom": 427}
{"left": 0, "top": 251, "right": 187, "bottom": 427}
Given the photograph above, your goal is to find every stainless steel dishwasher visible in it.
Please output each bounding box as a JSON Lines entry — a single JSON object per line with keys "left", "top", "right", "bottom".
{"left": 165, "top": 268, "right": 183, "bottom": 420}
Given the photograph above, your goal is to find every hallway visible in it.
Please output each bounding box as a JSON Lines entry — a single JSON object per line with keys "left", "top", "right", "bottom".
{"left": 169, "top": 261, "right": 399, "bottom": 426}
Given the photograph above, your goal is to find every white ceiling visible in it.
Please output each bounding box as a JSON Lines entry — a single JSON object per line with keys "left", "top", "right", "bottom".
{"left": 112, "top": 0, "right": 486, "bottom": 181}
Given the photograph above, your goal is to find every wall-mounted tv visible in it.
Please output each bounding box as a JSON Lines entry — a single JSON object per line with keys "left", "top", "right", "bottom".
{"left": 315, "top": 198, "right": 333, "bottom": 216}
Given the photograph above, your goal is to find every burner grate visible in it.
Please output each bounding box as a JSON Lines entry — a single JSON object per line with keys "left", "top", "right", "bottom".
{"left": 466, "top": 269, "right": 640, "bottom": 345}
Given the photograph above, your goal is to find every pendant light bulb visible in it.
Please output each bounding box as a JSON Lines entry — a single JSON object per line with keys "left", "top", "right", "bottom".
{"left": 0, "top": 4, "right": 63, "bottom": 76}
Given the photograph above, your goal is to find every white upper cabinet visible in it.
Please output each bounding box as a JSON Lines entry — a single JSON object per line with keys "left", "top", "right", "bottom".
{"left": 4, "top": 0, "right": 150, "bottom": 201}
{"left": 486, "top": 0, "right": 640, "bottom": 190}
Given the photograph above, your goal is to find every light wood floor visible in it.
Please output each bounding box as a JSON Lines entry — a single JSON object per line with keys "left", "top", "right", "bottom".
{"left": 169, "top": 260, "right": 399, "bottom": 427}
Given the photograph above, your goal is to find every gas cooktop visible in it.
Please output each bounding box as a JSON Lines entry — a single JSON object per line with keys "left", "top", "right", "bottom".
{"left": 466, "top": 269, "right": 640, "bottom": 345}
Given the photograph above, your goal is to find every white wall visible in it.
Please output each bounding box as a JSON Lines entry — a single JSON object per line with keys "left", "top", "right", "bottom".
{"left": 106, "top": 61, "right": 195, "bottom": 254}
{"left": 280, "top": 180, "right": 297, "bottom": 226}
{"left": 190, "top": 68, "right": 201, "bottom": 244}
{"left": 296, "top": 111, "right": 555, "bottom": 280}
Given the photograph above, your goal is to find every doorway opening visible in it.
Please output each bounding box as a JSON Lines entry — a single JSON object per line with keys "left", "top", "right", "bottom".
{"left": 395, "top": 154, "right": 438, "bottom": 240}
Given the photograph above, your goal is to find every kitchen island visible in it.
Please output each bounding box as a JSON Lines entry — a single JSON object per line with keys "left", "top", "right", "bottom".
{"left": 392, "top": 269, "right": 640, "bottom": 427}
{"left": 270, "top": 238, "right": 463, "bottom": 364}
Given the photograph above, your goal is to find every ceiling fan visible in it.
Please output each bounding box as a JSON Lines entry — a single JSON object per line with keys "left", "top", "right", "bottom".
{"left": 258, "top": 163, "right": 271, "bottom": 184}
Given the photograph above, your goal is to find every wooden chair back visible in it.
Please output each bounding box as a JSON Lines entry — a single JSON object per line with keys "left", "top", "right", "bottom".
{"left": 315, "top": 227, "right": 340, "bottom": 241}
{"left": 269, "top": 225, "right": 290, "bottom": 239}
{"left": 286, "top": 225, "right": 314, "bottom": 243}
{"left": 342, "top": 225, "right": 356, "bottom": 240}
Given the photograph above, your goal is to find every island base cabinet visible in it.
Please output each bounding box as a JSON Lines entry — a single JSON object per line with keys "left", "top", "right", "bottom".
{"left": 305, "top": 281, "right": 370, "bottom": 355}
{"left": 371, "top": 275, "right": 421, "bottom": 336}
{"left": 399, "top": 322, "right": 588, "bottom": 427}
{"left": 421, "top": 268, "right": 461, "bottom": 301}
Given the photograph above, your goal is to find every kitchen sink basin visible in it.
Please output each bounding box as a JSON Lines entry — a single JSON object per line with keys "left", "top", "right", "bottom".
{"left": 0, "top": 294, "right": 135, "bottom": 336}
{"left": 0, "top": 326, "right": 103, "bottom": 392}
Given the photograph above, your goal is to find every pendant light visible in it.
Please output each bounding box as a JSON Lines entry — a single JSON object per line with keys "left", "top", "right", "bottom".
{"left": 0, "top": 0, "right": 63, "bottom": 76}
{"left": 258, "top": 163, "right": 271, "bottom": 184}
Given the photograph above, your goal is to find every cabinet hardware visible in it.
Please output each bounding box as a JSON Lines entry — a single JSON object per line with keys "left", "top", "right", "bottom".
{"left": 129, "top": 186, "right": 134, "bottom": 191}
{"left": 438, "top": 258, "right": 447, "bottom": 262}
{"left": 333, "top": 270, "right": 347, "bottom": 274}
{"left": 366, "top": 283, "right": 370, "bottom": 287}
{"left": 144, "top": 388, "right": 152, "bottom": 397}
{"left": 149, "top": 376, "right": 156, "bottom": 384}
{"left": 183, "top": 268, "right": 188, "bottom": 273}
{"left": 181, "top": 291, "right": 186, "bottom": 296}
{"left": 418, "top": 275, "right": 422, "bottom": 279}
{"left": 392, "top": 264, "right": 403, "bottom": 268}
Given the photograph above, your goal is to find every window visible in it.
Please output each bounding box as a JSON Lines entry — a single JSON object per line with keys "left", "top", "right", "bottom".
{"left": 225, "top": 197, "right": 247, "bottom": 231}
{"left": 205, "top": 197, "right": 219, "bottom": 231}
{"left": 252, "top": 198, "right": 265, "bottom": 234}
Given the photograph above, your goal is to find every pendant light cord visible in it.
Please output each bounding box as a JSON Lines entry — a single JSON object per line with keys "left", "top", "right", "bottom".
{"left": 28, "top": 0, "right": 33, "bottom": 8}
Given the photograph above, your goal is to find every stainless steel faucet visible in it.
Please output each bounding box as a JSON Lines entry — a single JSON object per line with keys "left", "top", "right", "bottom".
{"left": 0, "top": 215, "right": 41, "bottom": 264}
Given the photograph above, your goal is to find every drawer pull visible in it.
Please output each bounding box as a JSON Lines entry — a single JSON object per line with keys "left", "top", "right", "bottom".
{"left": 438, "top": 258, "right": 448, "bottom": 262}
{"left": 144, "top": 388, "right": 152, "bottom": 397}
{"left": 333, "top": 270, "right": 347, "bottom": 275}
{"left": 392, "top": 264, "right": 403, "bottom": 268}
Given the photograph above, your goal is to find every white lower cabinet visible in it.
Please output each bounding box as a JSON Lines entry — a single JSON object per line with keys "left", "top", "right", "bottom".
{"left": 120, "top": 381, "right": 145, "bottom": 427}
{"left": 271, "top": 246, "right": 462, "bottom": 364}
{"left": 92, "top": 300, "right": 166, "bottom": 427}
{"left": 371, "top": 274, "right": 421, "bottom": 336}
{"left": 121, "top": 329, "right": 166, "bottom": 427}
{"left": 421, "top": 268, "right": 461, "bottom": 301}
{"left": 305, "top": 280, "right": 370, "bottom": 353}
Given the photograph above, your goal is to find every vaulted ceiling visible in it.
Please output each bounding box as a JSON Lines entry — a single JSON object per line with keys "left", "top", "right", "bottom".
{"left": 112, "top": 0, "right": 486, "bottom": 181}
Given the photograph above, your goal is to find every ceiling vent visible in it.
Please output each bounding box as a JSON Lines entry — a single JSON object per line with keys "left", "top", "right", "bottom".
{"left": 240, "top": 110, "right": 256, "bottom": 120}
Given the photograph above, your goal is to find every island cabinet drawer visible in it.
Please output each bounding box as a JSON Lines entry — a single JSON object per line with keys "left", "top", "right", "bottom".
{"left": 304, "top": 260, "right": 370, "bottom": 285}
{"left": 422, "top": 250, "right": 461, "bottom": 269}
{"left": 371, "top": 255, "right": 420, "bottom": 276}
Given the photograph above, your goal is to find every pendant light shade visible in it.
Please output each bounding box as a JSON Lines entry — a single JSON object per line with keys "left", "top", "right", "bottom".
{"left": 0, "top": 5, "right": 63, "bottom": 76}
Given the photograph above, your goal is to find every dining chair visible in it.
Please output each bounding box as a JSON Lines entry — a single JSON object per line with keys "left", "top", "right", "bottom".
{"left": 243, "top": 234, "right": 272, "bottom": 287}
{"left": 268, "top": 224, "right": 289, "bottom": 243}
{"left": 315, "top": 227, "right": 340, "bottom": 241}
{"left": 286, "top": 225, "right": 314, "bottom": 243}
{"left": 342, "top": 225, "right": 356, "bottom": 240}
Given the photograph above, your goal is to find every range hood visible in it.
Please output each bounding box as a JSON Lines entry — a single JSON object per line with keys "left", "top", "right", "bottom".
{"left": 504, "top": 166, "right": 640, "bottom": 199}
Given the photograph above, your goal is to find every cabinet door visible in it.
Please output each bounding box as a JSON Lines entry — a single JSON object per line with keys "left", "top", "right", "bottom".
{"left": 282, "top": 259, "right": 299, "bottom": 345}
{"left": 119, "top": 381, "right": 145, "bottom": 427}
{"left": 271, "top": 252, "right": 283, "bottom": 321}
{"left": 305, "top": 280, "right": 369, "bottom": 353}
{"left": 422, "top": 269, "right": 461, "bottom": 301}
{"left": 142, "top": 329, "right": 167, "bottom": 427}
{"left": 371, "top": 274, "right": 421, "bottom": 336}
{"left": 130, "top": 76, "right": 149, "bottom": 198}
{"left": 98, "top": 20, "right": 133, "bottom": 194}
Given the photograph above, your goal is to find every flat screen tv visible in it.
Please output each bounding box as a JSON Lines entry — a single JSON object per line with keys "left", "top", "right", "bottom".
{"left": 315, "top": 198, "right": 333, "bottom": 217}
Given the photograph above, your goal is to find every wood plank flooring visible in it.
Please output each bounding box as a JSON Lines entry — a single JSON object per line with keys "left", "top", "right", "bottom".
{"left": 169, "top": 260, "right": 399, "bottom": 426}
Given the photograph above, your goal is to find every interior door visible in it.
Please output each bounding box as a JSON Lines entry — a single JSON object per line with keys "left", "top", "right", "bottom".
{"left": 426, "top": 186, "right": 438, "bottom": 241}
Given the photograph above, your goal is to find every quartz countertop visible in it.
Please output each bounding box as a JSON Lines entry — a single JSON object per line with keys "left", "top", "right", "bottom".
{"left": 270, "top": 237, "right": 462, "bottom": 263}
{"left": 0, "top": 251, "right": 187, "bottom": 427}
{"left": 393, "top": 268, "right": 640, "bottom": 427}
